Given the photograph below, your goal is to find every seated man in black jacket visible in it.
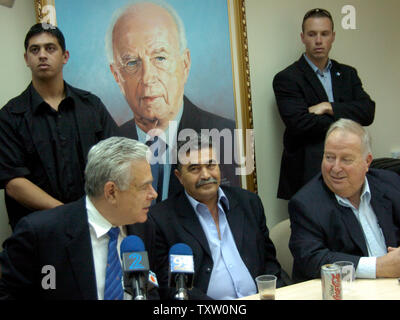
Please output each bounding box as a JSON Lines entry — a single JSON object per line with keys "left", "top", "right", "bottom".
{"left": 150, "top": 134, "right": 283, "bottom": 299}
{"left": 0, "top": 137, "right": 157, "bottom": 300}
{"left": 289, "top": 119, "right": 400, "bottom": 282}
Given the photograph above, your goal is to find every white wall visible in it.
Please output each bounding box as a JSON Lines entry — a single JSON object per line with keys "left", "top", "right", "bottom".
{"left": 0, "top": 0, "right": 35, "bottom": 245}
{"left": 245, "top": 0, "right": 400, "bottom": 228}
{"left": 0, "top": 0, "right": 399, "bottom": 243}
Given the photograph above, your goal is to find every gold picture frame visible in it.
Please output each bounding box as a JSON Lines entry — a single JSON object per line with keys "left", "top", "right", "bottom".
{"left": 34, "top": 0, "right": 56, "bottom": 26}
{"left": 34, "top": 0, "right": 257, "bottom": 193}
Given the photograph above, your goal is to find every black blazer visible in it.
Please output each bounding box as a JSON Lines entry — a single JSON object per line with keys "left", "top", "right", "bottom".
{"left": 289, "top": 169, "right": 400, "bottom": 283}
{"left": 273, "top": 55, "right": 375, "bottom": 199}
{"left": 149, "top": 186, "right": 283, "bottom": 299}
{"left": 119, "top": 96, "right": 239, "bottom": 196}
{"left": 0, "top": 198, "right": 156, "bottom": 300}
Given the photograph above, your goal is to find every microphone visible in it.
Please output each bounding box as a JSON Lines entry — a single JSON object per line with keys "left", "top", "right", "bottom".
{"left": 168, "top": 243, "right": 194, "bottom": 300}
{"left": 148, "top": 270, "right": 159, "bottom": 291}
{"left": 120, "top": 235, "right": 150, "bottom": 300}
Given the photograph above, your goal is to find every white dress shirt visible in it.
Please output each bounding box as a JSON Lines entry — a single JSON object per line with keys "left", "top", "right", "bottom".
{"left": 86, "top": 196, "right": 129, "bottom": 299}
{"left": 303, "top": 53, "right": 334, "bottom": 102}
{"left": 185, "top": 189, "right": 257, "bottom": 299}
{"left": 335, "top": 178, "right": 387, "bottom": 278}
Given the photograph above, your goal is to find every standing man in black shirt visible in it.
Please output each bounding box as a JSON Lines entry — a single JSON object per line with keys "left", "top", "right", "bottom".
{"left": 0, "top": 23, "right": 119, "bottom": 229}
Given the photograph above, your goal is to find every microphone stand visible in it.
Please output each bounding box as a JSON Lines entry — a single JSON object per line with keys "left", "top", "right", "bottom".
{"left": 131, "top": 275, "right": 147, "bottom": 300}
{"left": 173, "top": 275, "right": 189, "bottom": 300}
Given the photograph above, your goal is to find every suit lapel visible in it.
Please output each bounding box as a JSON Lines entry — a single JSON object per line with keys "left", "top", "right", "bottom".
{"left": 223, "top": 188, "right": 244, "bottom": 252}
{"left": 120, "top": 119, "right": 139, "bottom": 140}
{"left": 369, "top": 177, "right": 397, "bottom": 247}
{"left": 65, "top": 198, "right": 98, "bottom": 300}
{"left": 297, "top": 56, "right": 328, "bottom": 102}
{"left": 178, "top": 96, "right": 197, "bottom": 131}
{"left": 330, "top": 61, "right": 345, "bottom": 102}
{"left": 337, "top": 205, "right": 369, "bottom": 256}
{"left": 174, "top": 189, "right": 245, "bottom": 258}
{"left": 332, "top": 174, "right": 397, "bottom": 256}
{"left": 322, "top": 182, "right": 369, "bottom": 256}
{"left": 175, "top": 193, "right": 212, "bottom": 258}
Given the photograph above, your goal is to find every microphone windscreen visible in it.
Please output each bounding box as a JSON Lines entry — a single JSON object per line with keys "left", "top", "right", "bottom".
{"left": 120, "top": 235, "right": 149, "bottom": 278}
{"left": 168, "top": 243, "right": 194, "bottom": 290}
{"left": 120, "top": 235, "right": 145, "bottom": 257}
{"left": 169, "top": 243, "right": 193, "bottom": 256}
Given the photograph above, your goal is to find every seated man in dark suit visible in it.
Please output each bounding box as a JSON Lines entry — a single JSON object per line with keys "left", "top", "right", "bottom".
{"left": 273, "top": 8, "right": 375, "bottom": 200}
{"left": 289, "top": 119, "right": 400, "bottom": 283}
{"left": 149, "top": 134, "right": 283, "bottom": 300}
{"left": 0, "top": 137, "right": 157, "bottom": 300}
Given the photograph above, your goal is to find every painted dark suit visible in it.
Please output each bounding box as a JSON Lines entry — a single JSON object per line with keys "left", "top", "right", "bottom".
{"left": 119, "top": 96, "right": 239, "bottom": 196}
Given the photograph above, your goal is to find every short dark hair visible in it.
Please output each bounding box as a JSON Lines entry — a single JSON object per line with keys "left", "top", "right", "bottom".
{"left": 176, "top": 133, "right": 215, "bottom": 171}
{"left": 302, "top": 8, "right": 334, "bottom": 32}
{"left": 24, "top": 23, "right": 66, "bottom": 52}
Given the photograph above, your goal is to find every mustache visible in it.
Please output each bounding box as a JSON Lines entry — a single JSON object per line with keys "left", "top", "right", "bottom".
{"left": 196, "top": 177, "right": 218, "bottom": 188}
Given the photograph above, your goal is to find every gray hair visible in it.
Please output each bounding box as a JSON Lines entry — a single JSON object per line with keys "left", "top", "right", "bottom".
{"left": 84, "top": 137, "right": 149, "bottom": 198}
{"left": 325, "top": 119, "right": 372, "bottom": 157}
{"left": 105, "top": 0, "right": 188, "bottom": 65}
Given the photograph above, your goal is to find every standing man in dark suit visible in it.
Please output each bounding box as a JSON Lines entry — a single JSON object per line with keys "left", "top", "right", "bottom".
{"left": 0, "top": 137, "right": 157, "bottom": 299}
{"left": 0, "top": 23, "right": 119, "bottom": 229}
{"left": 150, "top": 134, "right": 283, "bottom": 300}
{"left": 289, "top": 119, "right": 400, "bottom": 283}
{"left": 106, "top": 0, "right": 238, "bottom": 202}
{"left": 273, "top": 8, "right": 375, "bottom": 200}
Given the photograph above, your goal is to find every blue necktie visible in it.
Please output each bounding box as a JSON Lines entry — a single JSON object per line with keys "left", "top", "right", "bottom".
{"left": 104, "top": 227, "right": 123, "bottom": 300}
{"left": 146, "top": 136, "right": 166, "bottom": 203}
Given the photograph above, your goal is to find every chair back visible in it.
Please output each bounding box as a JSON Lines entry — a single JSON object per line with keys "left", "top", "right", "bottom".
{"left": 269, "top": 218, "right": 293, "bottom": 281}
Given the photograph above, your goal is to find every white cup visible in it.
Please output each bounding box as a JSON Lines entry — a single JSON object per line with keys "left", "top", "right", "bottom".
{"left": 255, "top": 275, "right": 277, "bottom": 300}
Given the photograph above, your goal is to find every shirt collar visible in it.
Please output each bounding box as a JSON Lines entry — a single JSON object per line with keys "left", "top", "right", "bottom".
{"left": 185, "top": 187, "right": 230, "bottom": 214}
{"left": 303, "top": 53, "right": 332, "bottom": 75}
{"left": 335, "top": 177, "right": 371, "bottom": 209}
{"left": 136, "top": 102, "right": 184, "bottom": 146}
{"left": 30, "top": 81, "right": 74, "bottom": 114}
{"left": 86, "top": 196, "right": 126, "bottom": 239}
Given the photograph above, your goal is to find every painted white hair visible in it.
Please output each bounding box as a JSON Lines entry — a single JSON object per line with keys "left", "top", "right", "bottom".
{"left": 105, "top": 0, "right": 188, "bottom": 65}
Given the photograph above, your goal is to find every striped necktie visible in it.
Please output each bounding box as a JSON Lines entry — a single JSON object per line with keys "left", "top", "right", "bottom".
{"left": 104, "top": 227, "right": 124, "bottom": 300}
{"left": 146, "top": 136, "right": 167, "bottom": 203}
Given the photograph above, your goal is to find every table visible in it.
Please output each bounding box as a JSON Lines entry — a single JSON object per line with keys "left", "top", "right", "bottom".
{"left": 239, "top": 278, "right": 399, "bottom": 300}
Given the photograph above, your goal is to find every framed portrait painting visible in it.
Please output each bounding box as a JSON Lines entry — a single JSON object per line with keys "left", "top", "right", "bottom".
{"left": 34, "top": 0, "right": 256, "bottom": 192}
